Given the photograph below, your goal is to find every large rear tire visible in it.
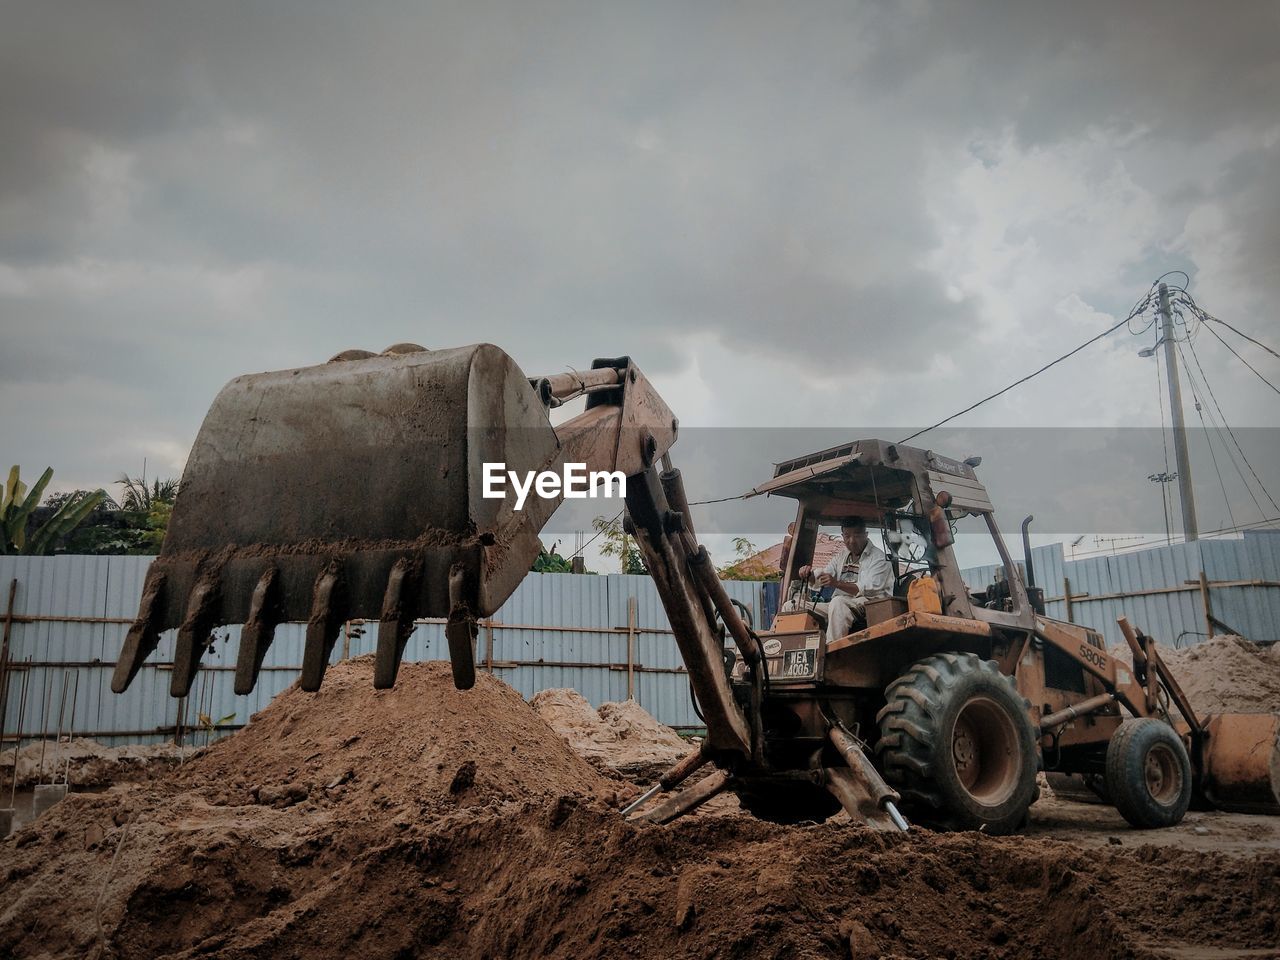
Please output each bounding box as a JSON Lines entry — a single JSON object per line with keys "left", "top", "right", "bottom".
{"left": 876, "top": 653, "right": 1039, "bottom": 834}
{"left": 1105, "top": 718, "right": 1192, "bottom": 828}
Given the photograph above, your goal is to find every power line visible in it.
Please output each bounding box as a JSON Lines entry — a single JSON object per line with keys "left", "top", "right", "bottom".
{"left": 1203, "top": 322, "right": 1280, "bottom": 398}
{"left": 1176, "top": 336, "right": 1264, "bottom": 519}
{"left": 1173, "top": 293, "right": 1280, "bottom": 395}
{"left": 1178, "top": 334, "right": 1279, "bottom": 515}
{"left": 564, "top": 508, "right": 624, "bottom": 562}
{"left": 1174, "top": 339, "right": 1238, "bottom": 531}
{"left": 689, "top": 493, "right": 750, "bottom": 505}
{"left": 1197, "top": 516, "right": 1280, "bottom": 537}
{"left": 1063, "top": 515, "right": 1280, "bottom": 561}
{"left": 900, "top": 290, "right": 1155, "bottom": 444}
{"left": 1202, "top": 314, "right": 1280, "bottom": 361}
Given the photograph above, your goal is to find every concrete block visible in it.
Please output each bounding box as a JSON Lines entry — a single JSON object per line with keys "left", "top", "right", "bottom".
{"left": 32, "top": 783, "right": 68, "bottom": 818}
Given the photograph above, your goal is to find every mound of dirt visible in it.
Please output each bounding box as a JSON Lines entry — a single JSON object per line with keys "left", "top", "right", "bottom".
{"left": 530, "top": 688, "right": 688, "bottom": 778}
{"left": 1158, "top": 635, "right": 1280, "bottom": 715}
{"left": 2, "top": 657, "right": 1277, "bottom": 960}
{"left": 179, "top": 657, "right": 612, "bottom": 813}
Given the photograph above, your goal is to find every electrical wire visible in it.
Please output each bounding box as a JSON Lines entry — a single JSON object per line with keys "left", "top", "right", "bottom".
{"left": 1194, "top": 310, "right": 1280, "bottom": 361}
{"left": 1180, "top": 331, "right": 1280, "bottom": 514}
{"left": 1155, "top": 270, "right": 1191, "bottom": 291}
{"left": 688, "top": 492, "right": 750, "bottom": 505}
{"left": 1061, "top": 516, "right": 1280, "bottom": 561}
{"left": 565, "top": 508, "right": 624, "bottom": 562}
{"left": 1179, "top": 333, "right": 1265, "bottom": 519}
{"left": 1203, "top": 322, "right": 1280, "bottom": 398}
{"left": 1173, "top": 293, "right": 1280, "bottom": 394}
{"left": 900, "top": 290, "right": 1156, "bottom": 444}
{"left": 1173, "top": 339, "right": 1238, "bottom": 532}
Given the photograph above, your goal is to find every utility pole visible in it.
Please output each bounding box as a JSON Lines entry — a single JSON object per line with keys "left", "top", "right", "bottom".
{"left": 1158, "top": 282, "right": 1198, "bottom": 541}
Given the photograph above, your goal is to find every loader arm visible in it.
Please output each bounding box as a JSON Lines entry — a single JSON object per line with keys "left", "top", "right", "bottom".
{"left": 113, "top": 344, "right": 756, "bottom": 761}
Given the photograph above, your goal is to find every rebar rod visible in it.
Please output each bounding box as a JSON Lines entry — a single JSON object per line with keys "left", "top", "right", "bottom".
{"left": 61, "top": 671, "right": 80, "bottom": 786}
{"left": 36, "top": 668, "right": 53, "bottom": 783}
{"left": 51, "top": 671, "right": 70, "bottom": 787}
{"left": 7, "top": 661, "right": 30, "bottom": 808}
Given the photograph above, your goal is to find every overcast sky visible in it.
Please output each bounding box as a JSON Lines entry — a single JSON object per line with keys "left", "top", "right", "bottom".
{"left": 3, "top": 1, "right": 1278, "bottom": 567}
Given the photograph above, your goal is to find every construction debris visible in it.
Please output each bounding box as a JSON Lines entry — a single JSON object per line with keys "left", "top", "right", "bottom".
{"left": 0, "top": 739, "right": 196, "bottom": 792}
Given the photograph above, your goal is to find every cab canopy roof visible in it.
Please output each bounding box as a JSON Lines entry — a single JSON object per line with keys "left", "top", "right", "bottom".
{"left": 747, "top": 438, "right": 992, "bottom": 522}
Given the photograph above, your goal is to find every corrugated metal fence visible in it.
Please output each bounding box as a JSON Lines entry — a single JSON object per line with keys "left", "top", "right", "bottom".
{"left": 961, "top": 529, "right": 1280, "bottom": 648}
{"left": 2, "top": 531, "right": 1276, "bottom": 751}
{"left": 0, "top": 556, "right": 763, "bottom": 748}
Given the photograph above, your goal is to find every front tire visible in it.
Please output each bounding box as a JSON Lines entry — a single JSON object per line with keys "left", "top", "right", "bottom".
{"left": 1105, "top": 718, "right": 1192, "bottom": 828}
{"left": 876, "top": 652, "right": 1039, "bottom": 834}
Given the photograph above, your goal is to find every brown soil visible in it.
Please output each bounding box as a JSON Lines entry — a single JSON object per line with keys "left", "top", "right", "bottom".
{"left": 530, "top": 687, "right": 690, "bottom": 779}
{"left": 2, "top": 658, "right": 1277, "bottom": 960}
{"left": 169, "top": 658, "right": 615, "bottom": 814}
{"left": 1156, "top": 635, "right": 1280, "bottom": 716}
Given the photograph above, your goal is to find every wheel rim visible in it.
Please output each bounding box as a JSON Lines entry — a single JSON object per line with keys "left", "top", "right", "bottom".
{"left": 1144, "top": 742, "right": 1183, "bottom": 805}
{"left": 951, "top": 695, "right": 1022, "bottom": 806}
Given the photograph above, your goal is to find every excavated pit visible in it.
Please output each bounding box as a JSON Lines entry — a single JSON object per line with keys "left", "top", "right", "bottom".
{"left": 1, "top": 655, "right": 1277, "bottom": 959}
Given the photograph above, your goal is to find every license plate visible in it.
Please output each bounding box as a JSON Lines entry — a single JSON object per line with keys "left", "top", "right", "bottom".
{"left": 781, "top": 648, "right": 816, "bottom": 679}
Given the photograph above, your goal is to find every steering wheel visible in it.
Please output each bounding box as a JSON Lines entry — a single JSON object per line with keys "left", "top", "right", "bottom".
{"left": 785, "top": 575, "right": 830, "bottom": 626}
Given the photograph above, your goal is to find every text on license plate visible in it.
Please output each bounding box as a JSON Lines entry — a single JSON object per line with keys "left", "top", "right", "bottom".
{"left": 782, "top": 648, "right": 816, "bottom": 678}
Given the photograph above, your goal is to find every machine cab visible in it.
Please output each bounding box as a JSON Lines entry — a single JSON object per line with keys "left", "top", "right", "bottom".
{"left": 735, "top": 439, "right": 1036, "bottom": 686}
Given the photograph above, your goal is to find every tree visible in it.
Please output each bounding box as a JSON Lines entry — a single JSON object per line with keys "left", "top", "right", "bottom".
{"left": 73, "top": 472, "right": 182, "bottom": 555}
{"left": 143, "top": 500, "right": 173, "bottom": 552}
{"left": 1, "top": 467, "right": 107, "bottom": 555}
{"left": 38, "top": 472, "right": 182, "bottom": 555}
{"left": 116, "top": 474, "right": 180, "bottom": 512}
{"left": 593, "top": 513, "right": 647, "bottom": 574}
{"left": 531, "top": 540, "right": 574, "bottom": 573}
{"left": 717, "top": 536, "right": 779, "bottom": 581}
{"left": 46, "top": 490, "right": 140, "bottom": 555}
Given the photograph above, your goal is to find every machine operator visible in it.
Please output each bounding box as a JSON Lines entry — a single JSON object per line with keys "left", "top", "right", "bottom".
{"left": 797, "top": 516, "right": 894, "bottom": 642}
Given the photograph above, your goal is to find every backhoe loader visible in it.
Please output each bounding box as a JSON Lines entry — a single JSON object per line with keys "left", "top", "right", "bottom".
{"left": 113, "top": 343, "right": 1280, "bottom": 834}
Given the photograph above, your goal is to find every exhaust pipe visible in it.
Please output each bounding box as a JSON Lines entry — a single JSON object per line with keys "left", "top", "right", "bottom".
{"left": 1021, "top": 515, "right": 1045, "bottom": 615}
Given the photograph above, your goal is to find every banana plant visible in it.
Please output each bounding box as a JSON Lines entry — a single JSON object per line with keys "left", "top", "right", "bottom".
{"left": 2, "top": 466, "right": 107, "bottom": 555}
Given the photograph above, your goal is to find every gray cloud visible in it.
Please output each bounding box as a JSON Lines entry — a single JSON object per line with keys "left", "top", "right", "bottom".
{"left": 2, "top": 0, "right": 1278, "bottom": 540}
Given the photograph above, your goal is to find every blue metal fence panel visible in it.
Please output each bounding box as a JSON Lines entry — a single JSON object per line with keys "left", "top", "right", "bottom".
{"left": 959, "top": 531, "right": 1280, "bottom": 649}
{"left": 0, "top": 558, "right": 764, "bottom": 745}
{"left": 4, "top": 536, "right": 1275, "bottom": 750}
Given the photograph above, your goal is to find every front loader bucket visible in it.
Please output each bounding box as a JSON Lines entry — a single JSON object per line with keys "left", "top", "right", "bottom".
{"left": 113, "top": 344, "right": 563, "bottom": 698}
{"left": 1200, "top": 713, "right": 1280, "bottom": 815}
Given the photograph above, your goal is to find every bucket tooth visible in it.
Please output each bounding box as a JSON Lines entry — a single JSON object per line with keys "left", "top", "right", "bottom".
{"left": 235, "top": 567, "right": 283, "bottom": 695}
{"left": 445, "top": 564, "right": 478, "bottom": 690}
{"left": 374, "top": 557, "right": 420, "bottom": 689}
{"left": 112, "top": 571, "right": 167, "bottom": 693}
{"left": 171, "top": 577, "right": 222, "bottom": 698}
{"left": 301, "top": 563, "right": 346, "bottom": 692}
